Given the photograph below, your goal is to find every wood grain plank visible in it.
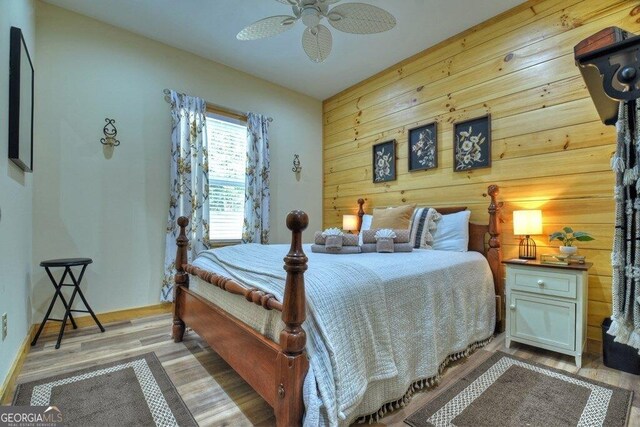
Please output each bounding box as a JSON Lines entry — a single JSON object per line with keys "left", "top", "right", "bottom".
{"left": 324, "top": 0, "right": 633, "bottom": 123}
{"left": 9, "top": 313, "right": 637, "bottom": 426}
{"left": 322, "top": 0, "right": 633, "bottom": 344}
{"left": 324, "top": 0, "right": 603, "bottom": 115}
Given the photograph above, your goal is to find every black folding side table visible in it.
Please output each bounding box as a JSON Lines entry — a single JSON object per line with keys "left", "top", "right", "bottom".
{"left": 31, "top": 258, "right": 105, "bottom": 349}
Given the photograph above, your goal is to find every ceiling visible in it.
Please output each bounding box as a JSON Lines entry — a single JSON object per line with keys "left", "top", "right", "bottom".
{"left": 43, "top": 0, "right": 524, "bottom": 100}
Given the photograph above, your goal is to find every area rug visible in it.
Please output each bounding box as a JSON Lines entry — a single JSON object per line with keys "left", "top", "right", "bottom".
{"left": 13, "top": 352, "right": 196, "bottom": 427}
{"left": 405, "top": 352, "right": 633, "bottom": 427}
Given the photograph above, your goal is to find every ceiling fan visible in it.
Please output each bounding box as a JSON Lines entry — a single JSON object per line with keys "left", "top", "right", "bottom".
{"left": 237, "top": 0, "right": 396, "bottom": 63}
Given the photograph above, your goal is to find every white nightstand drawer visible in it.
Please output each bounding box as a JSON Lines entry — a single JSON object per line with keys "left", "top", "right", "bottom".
{"left": 510, "top": 268, "right": 577, "bottom": 299}
{"left": 509, "top": 293, "right": 576, "bottom": 351}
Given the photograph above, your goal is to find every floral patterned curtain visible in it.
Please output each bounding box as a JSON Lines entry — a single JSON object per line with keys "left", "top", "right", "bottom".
{"left": 242, "top": 112, "right": 271, "bottom": 244}
{"left": 161, "top": 91, "right": 209, "bottom": 302}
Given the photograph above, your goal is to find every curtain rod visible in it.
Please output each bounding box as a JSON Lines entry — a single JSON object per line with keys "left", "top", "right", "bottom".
{"left": 162, "top": 89, "right": 273, "bottom": 122}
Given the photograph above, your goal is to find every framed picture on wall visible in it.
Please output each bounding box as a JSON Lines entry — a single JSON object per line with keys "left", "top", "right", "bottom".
{"left": 453, "top": 115, "right": 491, "bottom": 172}
{"left": 8, "top": 26, "right": 35, "bottom": 172}
{"left": 372, "top": 140, "right": 396, "bottom": 183}
{"left": 408, "top": 122, "right": 437, "bottom": 171}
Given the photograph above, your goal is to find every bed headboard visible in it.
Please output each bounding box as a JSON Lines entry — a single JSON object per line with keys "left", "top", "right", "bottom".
{"left": 355, "top": 185, "right": 503, "bottom": 331}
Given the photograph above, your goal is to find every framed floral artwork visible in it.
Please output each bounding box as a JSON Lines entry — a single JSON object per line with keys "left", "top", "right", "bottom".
{"left": 408, "top": 123, "right": 437, "bottom": 172}
{"left": 372, "top": 140, "right": 396, "bottom": 183}
{"left": 453, "top": 115, "right": 491, "bottom": 172}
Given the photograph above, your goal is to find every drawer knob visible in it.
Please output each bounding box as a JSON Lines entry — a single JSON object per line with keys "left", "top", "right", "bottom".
{"left": 510, "top": 304, "right": 516, "bottom": 310}
{"left": 537, "top": 279, "right": 545, "bottom": 286}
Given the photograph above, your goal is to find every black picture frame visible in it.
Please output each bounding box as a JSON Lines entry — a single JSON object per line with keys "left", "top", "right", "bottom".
{"left": 408, "top": 122, "right": 437, "bottom": 172}
{"left": 453, "top": 114, "right": 491, "bottom": 172}
{"left": 9, "top": 26, "right": 34, "bottom": 172}
{"left": 372, "top": 140, "right": 396, "bottom": 183}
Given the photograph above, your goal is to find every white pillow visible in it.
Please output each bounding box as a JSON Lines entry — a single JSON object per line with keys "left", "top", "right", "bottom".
{"left": 358, "top": 214, "right": 373, "bottom": 246}
{"left": 432, "top": 210, "right": 471, "bottom": 252}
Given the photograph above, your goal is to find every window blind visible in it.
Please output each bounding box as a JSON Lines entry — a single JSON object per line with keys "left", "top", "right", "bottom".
{"left": 206, "top": 113, "right": 247, "bottom": 241}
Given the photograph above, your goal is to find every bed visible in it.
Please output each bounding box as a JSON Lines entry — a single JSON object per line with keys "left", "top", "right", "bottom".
{"left": 171, "top": 184, "right": 503, "bottom": 426}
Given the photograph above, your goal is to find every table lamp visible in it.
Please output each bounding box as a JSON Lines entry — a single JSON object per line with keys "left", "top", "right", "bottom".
{"left": 513, "top": 210, "right": 542, "bottom": 259}
{"left": 342, "top": 215, "right": 359, "bottom": 234}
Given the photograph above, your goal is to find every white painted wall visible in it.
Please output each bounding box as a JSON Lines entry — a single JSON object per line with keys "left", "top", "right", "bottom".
{"left": 32, "top": 2, "right": 322, "bottom": 319}
{"left": 0, "top": 0, "right": 35, "bottom": 390}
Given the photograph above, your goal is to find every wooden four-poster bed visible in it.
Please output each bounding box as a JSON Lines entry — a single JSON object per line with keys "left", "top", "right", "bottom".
{"left": 171, "top": 184, "right": 502, "bottom": 426}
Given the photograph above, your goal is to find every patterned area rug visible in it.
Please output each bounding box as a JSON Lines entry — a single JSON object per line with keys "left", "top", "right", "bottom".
{"left": 405, "top": 352, "right": 633, "bottom": 427}
{"left": 13, "top": 352, "right": 196, "bottom": 427}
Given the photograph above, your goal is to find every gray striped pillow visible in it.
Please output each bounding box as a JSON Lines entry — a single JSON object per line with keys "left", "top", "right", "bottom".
{"left": 409, "top": 207, "right": 441, "bottom": 249}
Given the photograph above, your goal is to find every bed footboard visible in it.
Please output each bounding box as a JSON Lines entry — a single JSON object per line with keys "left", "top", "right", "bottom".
{"left": 172, "top": 211, "right": 310, "bottom": 427}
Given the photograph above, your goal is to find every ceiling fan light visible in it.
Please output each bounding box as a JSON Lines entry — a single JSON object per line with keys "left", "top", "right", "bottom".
{"left": 301, "top": 8, "right": 321, "bottom": 27}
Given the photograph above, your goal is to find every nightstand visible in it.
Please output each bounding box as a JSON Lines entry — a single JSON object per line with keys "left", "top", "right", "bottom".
{"left": 503, "top": 260, "right": 592, "bottom": 368}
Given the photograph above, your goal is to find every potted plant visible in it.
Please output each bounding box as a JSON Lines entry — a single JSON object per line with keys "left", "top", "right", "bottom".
{"left": 549, "top": 227, "right": 595, "bottom": 255}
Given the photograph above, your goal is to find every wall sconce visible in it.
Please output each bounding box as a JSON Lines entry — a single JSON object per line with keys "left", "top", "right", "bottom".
{"left": 100, "top": 118, "right": 120, "bottom": 147}
{"left": 292, "top": 154, "right": 301, "bottom": 173}
{"left": 513, "top": 210, "right": 543, "bottom": 260}
{"left": 343, "top": 215, "right": 358, "bottom": 234}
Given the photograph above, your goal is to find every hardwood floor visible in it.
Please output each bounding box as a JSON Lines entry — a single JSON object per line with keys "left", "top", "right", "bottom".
{"left": 5, "top": 313, "right": 639, "bottom": 426}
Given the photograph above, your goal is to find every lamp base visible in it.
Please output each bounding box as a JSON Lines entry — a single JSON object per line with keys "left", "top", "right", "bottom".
{"left": 519, "top": 235, "right": 537, "bottom": 260}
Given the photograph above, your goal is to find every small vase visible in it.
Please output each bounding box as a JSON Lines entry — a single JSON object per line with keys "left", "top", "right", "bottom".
{"left": 559, "top": 246, "right": 577, "bottom": 255}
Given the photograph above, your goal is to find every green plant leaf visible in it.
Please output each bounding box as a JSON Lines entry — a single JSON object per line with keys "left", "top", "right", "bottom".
{"left": 573, "top": 231, "right": 592, "bottom": 238}
{"left": 549, "top": 232, "right": 565, "bottom": 242}
{"left": 563, "top": 226, "right": 574, "bottom": 234}
{"left": 575, "top": 235, "right": 595, "bottom": 241}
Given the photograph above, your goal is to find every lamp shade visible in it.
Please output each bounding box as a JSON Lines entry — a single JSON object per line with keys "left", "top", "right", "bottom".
{"left": 343, "top": 215, "right": 358, "bottom": 232}
{"left": 513, "top": 210, "right": 543, "bottom": 235}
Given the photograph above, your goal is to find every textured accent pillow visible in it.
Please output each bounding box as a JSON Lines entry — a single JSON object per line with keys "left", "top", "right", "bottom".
{"left": 358, "top": 214, "right": 373, "bottom": 246}
{"left": 314, "top": 232, "right": 358, "bottom": 246}
{"left": 432, "top": 210, "right": 471, "bottom": 252}
{"left": 361, "top": 229, "right": 411, "bottom": 244}
{"left": 371, "top": 204, "right": 415, "bottom": 229}
{"left": 409, "top": 207, "right": 442, "bottom": 249}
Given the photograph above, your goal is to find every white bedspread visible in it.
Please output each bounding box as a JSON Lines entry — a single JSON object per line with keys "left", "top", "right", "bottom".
{"left": 191, "top": 244, "right": 495, "bottom": 426}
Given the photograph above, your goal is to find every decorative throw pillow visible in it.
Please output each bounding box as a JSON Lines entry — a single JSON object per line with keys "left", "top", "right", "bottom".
{"left": 432, "top": 210, "right": 471, "bottom": 252}
{"left": 370, "top": 204, "right": 415, "bottom": 229}
{"left": 409, "top": 207, "right": 442, "bottom": 249}
{"left": 358, "top": 214, "right": 373, "bottom": 246}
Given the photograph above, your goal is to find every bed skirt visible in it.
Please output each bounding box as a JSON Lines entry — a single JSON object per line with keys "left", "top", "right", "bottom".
{"left": 354, "top": 335, "right": 494, "bottom": 424}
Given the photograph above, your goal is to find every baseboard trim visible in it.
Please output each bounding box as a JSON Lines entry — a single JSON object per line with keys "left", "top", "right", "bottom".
{"left": 35, "top": 302, "right": 172, "bottom": 338}
{"left": 587, "top": 338, "right": 602, "bottom": 356}
{"left": 0, "top": 302, "right": 172, "bottom": 404}
{"left": 0, "top": 327, "right": 34, "bottom": 405}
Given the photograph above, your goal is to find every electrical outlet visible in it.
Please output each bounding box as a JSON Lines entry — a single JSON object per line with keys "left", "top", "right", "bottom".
{"left": 1, "top": 313, "right": 7, "bottom": 341}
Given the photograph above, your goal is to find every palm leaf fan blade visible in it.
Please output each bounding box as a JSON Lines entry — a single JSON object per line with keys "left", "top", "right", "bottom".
{"left": 327, "top": 3, "right": 396, "bottom": 34}
{"left": 302, "top": 24, "right": 332, "bottom": 63}
{"left": 237, "top": 15, "right": 298, "bottom": 41}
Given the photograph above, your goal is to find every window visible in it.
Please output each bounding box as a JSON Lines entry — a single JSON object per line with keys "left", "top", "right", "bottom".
{"left": 206, "top": 112, "right": 247, "bottom": 242}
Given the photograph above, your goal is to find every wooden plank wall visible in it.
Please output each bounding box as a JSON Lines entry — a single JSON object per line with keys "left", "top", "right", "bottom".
{"left": 322, "top": 0, "right": 640, "bottom": 347}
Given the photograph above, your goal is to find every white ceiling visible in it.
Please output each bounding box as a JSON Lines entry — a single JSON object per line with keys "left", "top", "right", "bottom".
{"left": 43, "top": 0, "right": 524, "bottom": 100}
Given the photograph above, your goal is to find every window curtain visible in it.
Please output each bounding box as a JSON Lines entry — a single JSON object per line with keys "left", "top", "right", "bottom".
{"left": 161, "top": 91, "right": 210, "bottom": 302}
{"left": 608, "top": 101, "right": 640, "bottom": 353}
{"left": 242, "top": 112, "right": 271, "bottom": 244}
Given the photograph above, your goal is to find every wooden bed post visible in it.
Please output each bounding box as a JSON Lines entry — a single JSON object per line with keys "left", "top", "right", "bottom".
{"left": 357, "top": 198, "right": 365, "bottom": 232}
{"left": 275, "top": 210, "right": 309, "bottom": 427}
{"left": 486, "top": 185, "right": 504, "bottom": 333}
{"left": 172, "top": 216, "right": 190, "bottom": 343}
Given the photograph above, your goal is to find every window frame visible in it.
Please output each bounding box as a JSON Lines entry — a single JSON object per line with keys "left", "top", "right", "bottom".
{"left": 205, "top": 105, "right": 247, "bottom": 246}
